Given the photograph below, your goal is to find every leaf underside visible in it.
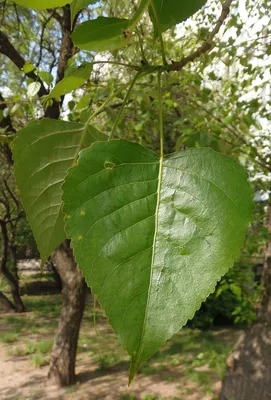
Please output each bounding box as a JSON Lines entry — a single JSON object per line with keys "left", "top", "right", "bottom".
{"left": 46, "top": 63, "right": 93, "bottom": 101}
{"left": 72, "top": 17, "right": 130, "bottom": 52}
{"left": 149, "top": 0, "right": 207, "bottom": 36}
{"left": 12, "top": 119, "right": 107, "bottom": 262}
{"left": 62, "top": 140, "right": 253, "bottom": 382}
{"left": 12, "top": 0, "right": 73, "bottom": 10}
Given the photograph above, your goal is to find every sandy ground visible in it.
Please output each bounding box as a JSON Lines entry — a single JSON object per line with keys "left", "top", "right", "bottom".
{"left": 0, "top": 342, "right": 221, "bottom": 400}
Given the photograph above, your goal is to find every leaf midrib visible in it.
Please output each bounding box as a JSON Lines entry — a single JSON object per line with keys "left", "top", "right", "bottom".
{"left": 132, "top": 155, "right": 164, "bottom": 372}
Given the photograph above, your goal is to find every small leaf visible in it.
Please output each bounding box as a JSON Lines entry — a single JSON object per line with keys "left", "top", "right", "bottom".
{"left": 46, "top": 63, "right": 93, "bottom": 101}
{"left": 62, "top": 140, "right": 253, "bottom": 381}
{"left": 70, "top": 0, "right": 98, "bottom": 23}
{"left": 12, "top": 119, "right": 107, "bottom": 263}
{"left": 39, "top": 71, "right": 54, "bottom": 86}
{"left": 27, "top": 82, "right": 41, "bottom": 97}
{"left": 72, "top": 17, "right": 130, "bottom": 52}
{"left": 12, "top": 0, "right": 73, "bottom": 10}
{"left": 229, "top": 283, "right": 242, "bottom": 298}
{"left": 23, "top": 62, "right": 36, "bottom": 74}
{"left": 149, "top": 0, "right": 206, "bottom": 36}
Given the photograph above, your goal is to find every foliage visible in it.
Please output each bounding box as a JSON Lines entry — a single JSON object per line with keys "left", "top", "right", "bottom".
{"left": 190, "top": 260, "right": 260, "bottom": 329}
{"left": 63, "top": 140, "right": 252, "bottom": 378}
{"left": 2, "top": 0, "right": 270, "bottom": 381}
{"left": 12, "top": 119, "right": 106, "bottom": 262}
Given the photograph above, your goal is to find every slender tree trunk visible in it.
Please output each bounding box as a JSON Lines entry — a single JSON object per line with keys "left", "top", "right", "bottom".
{"left": 220, "top": 201, "right": 271, "bottom": 400}
{"left": 0, "top": 290, "right": 15, "bottom": 312}
{"left": 48, "top": 240, "right": 87, "bottom": 386}
{"left": 0, "top": 220, "right": 25, "bottom": 313}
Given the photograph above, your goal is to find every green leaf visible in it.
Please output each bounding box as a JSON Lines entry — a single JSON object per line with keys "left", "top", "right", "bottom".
{"left": 229, "top": 283, "right": 242, "bottom": 298}
{"left": 12, "top": 119, "right": 107, "bottom": 263}
{"left": 46, "top": 64, "right": 93, "bottom": 101}
{"left": 72, "top": 17, "right": 130, "bottom": 52}
{"left": 39, "top": 71, "right": 54, "bottom": 86}
{"left": 12, "top": 0, "right": 73, "bottom": 10}
{"left": 62, "top": 140, "right": 253, "bottom": 381}
{"left": 27, "top": 82, "right": 41, "bottom": 97}
{"left": 70, "top": 0, "right": 98, "bottom": 23}
{"left": 23, "top": 62, "right": 36, "bottom": 74}
{"left": 149, "top": 0, "right": 206, "bottom": 36}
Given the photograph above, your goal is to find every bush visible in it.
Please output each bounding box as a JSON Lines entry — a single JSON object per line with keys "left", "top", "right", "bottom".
{"left": 188, "top": 259, "right": 260, "bottom": 329}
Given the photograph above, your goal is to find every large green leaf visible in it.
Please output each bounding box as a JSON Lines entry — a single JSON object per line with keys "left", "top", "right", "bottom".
{"left": 12, "top": 0, "right": 73, "bottom": 10}
{"left": 12, "top": 119, "right": 107, "bottom": 262}
{"left": 46, "top": 63, "right": 93, "bottom": 101}
{"left": 71, "top": 17, "right": 130, "bottom": 52}
{"left": 149, "top": 0, "right": 206, "bottom": 36}
{"left": 63, "top": 140, "right": 253, "bottom": 381}
{"left": 70, "top": 0, "right": 98, "bottom": 23}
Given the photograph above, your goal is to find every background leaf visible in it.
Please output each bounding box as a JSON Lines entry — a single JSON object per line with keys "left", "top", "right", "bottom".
{"left": 12, "top": 0, "right": 73, "bottom": 10}
{"left": 12, "top": 119, "right": 107, "bottom": 262}
{"left": 72, "top": 17, "right": 130, "bottom": 52}
{"left": 46, "top": 63, "right": 93, "bottom": 101}
{"left": 27, "top": 82, "right": 41, "bottom": 97}
{"left": 62, "top": 140, "right": 253, "bottom": 381}
{"left": 149, "top": 0, "right": 206, "bottom": 36}
{"left": 39, "top": 71, "right": 54, "bottom": 86}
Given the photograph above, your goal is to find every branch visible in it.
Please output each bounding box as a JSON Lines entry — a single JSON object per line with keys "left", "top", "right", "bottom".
{"left": 3, "top": 179, "right": 19, "bottom": 209}
{"left": 0, "top": 92, "right": 14, "bottom": 165}
{"left": 36, "top": 11, "right": 55, "bottom": 67}
{"left": 170, "top": 0, "right": 233, "bottom": 72}
{"left": 0, "top": 29, "right": 48, "bottom": 97}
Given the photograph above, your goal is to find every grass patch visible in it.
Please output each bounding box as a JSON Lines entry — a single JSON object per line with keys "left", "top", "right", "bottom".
{"left": 0, "top": 333, "right": 18, "bottom": 343}
{"left": 31, "top": 353, "right": 50, "bottom": 368}
{"left": 25, "top": 339, "right": 53, "bottom": 355}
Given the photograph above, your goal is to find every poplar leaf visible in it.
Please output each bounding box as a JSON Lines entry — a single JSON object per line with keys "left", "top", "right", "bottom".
{"left": 12, "top": 119, "right": 107, "bottom": 263}
{"left": 62, "top": 140, "right": 253, "bottom": 381}
{"left": 72, "top": 17, "right": 130, "bottom": 52}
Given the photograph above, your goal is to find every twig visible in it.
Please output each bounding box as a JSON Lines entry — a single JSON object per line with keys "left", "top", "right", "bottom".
{"left": 170, "top": 0, "right": 233, "bottom": 71}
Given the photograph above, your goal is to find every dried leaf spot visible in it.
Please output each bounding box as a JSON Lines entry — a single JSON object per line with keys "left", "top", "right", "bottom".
{"left": 104, "top": 161, "right": 115, "bottom": 169}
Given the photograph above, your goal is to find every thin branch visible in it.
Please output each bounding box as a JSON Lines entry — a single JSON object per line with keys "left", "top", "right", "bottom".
{"left": 187, "top": 98, "right": 270, "bottom": 172}
{"left": 36, "top": 11, "right": 55, "bottom": 67}
{"left": 0, "top": 29, "right": 48, "bottom": 97}
{"left": 3, "top": 179, "right": 19, "bottom": 209}
{"left": 170, "top": 0, "right": 233, "bottom": 71}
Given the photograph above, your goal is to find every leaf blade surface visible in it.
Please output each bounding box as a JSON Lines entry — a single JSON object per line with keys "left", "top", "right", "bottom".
{"left": 12, "top": 118, "right": 107, "bottom": 262}
{"left": 62, "top": 140, "right": 253, "bottom": 380}
{"left": 71, "top": 17, "right": 130, "bottom": 52}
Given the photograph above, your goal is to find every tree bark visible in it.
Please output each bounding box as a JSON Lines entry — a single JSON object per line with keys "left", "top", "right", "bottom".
{"left": 0, "top": 290, "right": 16, "bottom": 312}
{"left": 48, "top": 240, "right": 87, "bottom": 386}
{"left": 220, "top": 201, "right": 271, "bottom": 400}
{"left": 0, "top": 220, "right": 25, "bottom": 313}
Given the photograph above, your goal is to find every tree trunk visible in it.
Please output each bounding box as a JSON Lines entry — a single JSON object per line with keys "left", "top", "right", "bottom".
{"left": 48, "top": 240, "right": 87, "bottom": 386}
{"left": 220, "top": 201, "right": 271, "bottom": 400}
{"left": 0, "top": 220, "right": 25, "bottom": 313}
{"left": 0, "top": 290, "right": 15, "bottom": 312}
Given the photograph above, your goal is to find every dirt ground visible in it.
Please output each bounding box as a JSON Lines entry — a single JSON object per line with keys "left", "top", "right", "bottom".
{"left": 0, "top": 343, "right": 220, "bottom": 400}
{"left": 0, "top": 292, "right": 240, "bottom": 400}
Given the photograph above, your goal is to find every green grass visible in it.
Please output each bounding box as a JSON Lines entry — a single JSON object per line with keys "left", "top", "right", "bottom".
{"left": 31, "top": 353, "right": 50, "bottom": 368}
{"left": 25, "top": 339, "right": 53, "bottom": 355}
{"left": 0, "top": 333, "right": 19, "bottom": 343}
